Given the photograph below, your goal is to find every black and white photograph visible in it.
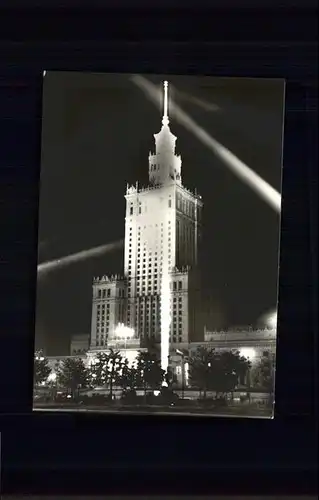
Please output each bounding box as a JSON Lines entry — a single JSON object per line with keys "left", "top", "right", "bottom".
{"left": 34, "top": 72, "right": 285, "bottom": 418}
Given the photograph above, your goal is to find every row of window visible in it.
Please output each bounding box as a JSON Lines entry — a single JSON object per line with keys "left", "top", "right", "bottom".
{"left": 126, "top": 297, "right": 183, "bottom": 309}
{"left": 129, "top": 241, "right": 172, "bottom": 252}
{"left": 129, "top": 198, "right": 173, "bottom": 216}
{"left": 96, "top": 293, "right": 184, "bottom": 311}
{"left": 96, "top": 339, "right": 107, "bottom": 347}
{"left": 97, "top": 304, "right": 110, "bottom": 310}
{"left": 95, "top": 332, "right": 184, "bottom": 346}
{"left": 98, "top": 288, "right": 111, "bottom": 298}
{"left": 171, "top": 336, "right": 183, "bottom": 343}
{"left": 97, "top": 289, "right": 125, "bottom": 299}
{"left": 176, "top": 195, "right": 196, "bottom": 218}
{"left": 97, "top": 319, "right": 110, "bottom": 326}
{"left": 128, "top": 305, "right": 183, "bottom": 316}
{"left": 96, "top": 328, "right": 109, "bottom": 334}
{"left": 133, "top": 222, "right": 171, "bottom": 230}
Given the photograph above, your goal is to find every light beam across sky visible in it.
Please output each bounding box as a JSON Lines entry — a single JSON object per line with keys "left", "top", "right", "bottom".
{"left": 131, "top": 75, "right": 282, "bottom": 214}
{"left": 175, "top": 88, "right": 220, "bottom": 112}
{"left": 37, "top": 239, "right": 124, "bottom": 278}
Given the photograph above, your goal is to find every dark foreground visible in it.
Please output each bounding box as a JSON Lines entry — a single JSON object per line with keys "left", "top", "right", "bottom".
{"left": 34, "top": 402, "right": 273, "bottom": 418}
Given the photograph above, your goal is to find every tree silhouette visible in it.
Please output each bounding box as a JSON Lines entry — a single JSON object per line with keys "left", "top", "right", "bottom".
{"left": 118, "top": 359, "right": 140, "bottom": 396}
{"left": 90, "top": 352, "right": 110, "bottom": 388}
{"left": 136, "top": 351, "right": 164, "bottom": 399}
{"left": 34, "top": 351, "right": 51, "bottom": 386}
{"left": 89, "top": 350, "right": 123, "bottom": 399}
{"left": 189, "top": 347, "right": 216, "bottom": 398}
{"left": 251, "top": 352, "right": 274, "bottom": 391}
{"left": 108, "top": 349, "right": 123, "bottom": 400}
{"left": 189, "top": 347, "right": 251, "bottom": 399}
{"left": 56, "top": 357, "right": 89, "bottom": 398}
{"left": 212, "top": 350, "right": 251, "bottom": 397}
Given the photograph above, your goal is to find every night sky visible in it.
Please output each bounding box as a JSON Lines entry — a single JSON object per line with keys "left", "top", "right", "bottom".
{"left": 35, "top": 72, "right": 284, "bottom": 355}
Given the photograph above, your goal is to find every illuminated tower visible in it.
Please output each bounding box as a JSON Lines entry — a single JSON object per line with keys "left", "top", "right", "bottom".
{"left": 124, "top": 81, "right": 203, "bottom": 364}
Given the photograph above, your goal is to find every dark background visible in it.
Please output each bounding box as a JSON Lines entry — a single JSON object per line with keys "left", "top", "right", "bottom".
{"left": 0, "top": 2, "right": 316, "bottom": 495}
{"left": 36, "top": 72, "right": 284, "bottom": 355}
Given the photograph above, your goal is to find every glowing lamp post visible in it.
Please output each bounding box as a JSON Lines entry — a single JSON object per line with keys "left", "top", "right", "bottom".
{"left": 176, "top": 349, "right": 186, "bottom": 399}
{"left": 47, "top": 372, "right": 57, "bottom": 400}
{"left": 239, "top": 348, "right": 256, "bottom": 361}
{"left": 47, "top": 372, "right": 57, "bottom": 383}
{"left": 266, "top": 311, "right": 277, "bottom": 330}
{"left": 114, "top": 323, "right": 135, "bottom": 357}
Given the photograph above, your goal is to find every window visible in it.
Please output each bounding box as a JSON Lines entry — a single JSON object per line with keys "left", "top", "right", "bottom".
{"left": 168, "top": 199, "right": 172, "bottom": 208}
{"left": 178, "top": 281, "right": 182, "bottom": 290}
{"left": 130, "top": 206, "right": 133, "bottom": 215}
{"left": 107, "top": 289, "right": 111, "bottom": 297}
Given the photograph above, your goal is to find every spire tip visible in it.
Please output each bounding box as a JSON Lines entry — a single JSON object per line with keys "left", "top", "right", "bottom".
{"left": 162, "top": 80, "right": 169, "bottom": 126}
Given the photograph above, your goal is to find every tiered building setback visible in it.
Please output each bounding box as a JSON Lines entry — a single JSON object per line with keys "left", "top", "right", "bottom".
{"left": 90, "top": 81, "right": 204, "bottom": 356}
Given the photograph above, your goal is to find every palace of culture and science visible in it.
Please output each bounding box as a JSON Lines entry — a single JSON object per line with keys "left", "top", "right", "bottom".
{"left": 46, "top": 81, "right": 276, "bottom": 385}
{"left": 89, "top": 81, "right": 204, "bottom": 367}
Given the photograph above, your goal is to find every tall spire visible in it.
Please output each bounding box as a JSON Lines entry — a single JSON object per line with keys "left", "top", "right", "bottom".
{"left": 162, "top": 80, "right": 169, "bottom": 127}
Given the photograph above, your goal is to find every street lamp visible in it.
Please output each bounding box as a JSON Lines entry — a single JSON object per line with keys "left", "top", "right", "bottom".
{"left": 266, "top": 311, "right": 277, "bottom": 330}
{"left": 176, "top": 349, "right": 185, "bottom": 399}
{"left": 239, "top": 348, "right": 256, "bottom": 361}
{"left": 47, "top": 372, "right": 57, "bottom": 400}
{"left": 47, "top": 372, "right": 57, "bottom": 383}
{"left": 114, "top": 323, "right": 135, "bottom": 357}
{"left": 259, "top": 309, "right": 277, "bottom": 330}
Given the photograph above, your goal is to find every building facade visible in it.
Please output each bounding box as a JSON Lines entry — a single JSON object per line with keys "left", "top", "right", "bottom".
{"left": 70, "top": 334, "right": 90, "bottom": 356}
{"left": 45, "top": 327, "right": 276, "bottom": 392}
{"left": 90, "top": 274, "right": 126, "bottom": 349}
{"left": 89, "top": 81, "right": 203, "bottom": 360}
{"left": 168, "top": 327, "right": 276, "bottom": 386}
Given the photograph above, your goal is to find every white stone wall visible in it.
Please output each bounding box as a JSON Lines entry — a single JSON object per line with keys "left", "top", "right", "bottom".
{"left": 170, "top": 270, "right": 189, "bottom": 343}
{"left": 190, "top": 329, "right": 276, "bottom": 366}
{"left": 90, "top": 276, "right": 126, "bottom": 349}
{"left": 124, "top": 183, "right": 177, "bottom": 340}
{"left": 89, "top": 94, "right": 204, "bottom": 356}
{"left": 86, "top": 346, "right": 147, "bottom": 368}
{"left": 123, "top": 183, "right": 202, "bottom": 346}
